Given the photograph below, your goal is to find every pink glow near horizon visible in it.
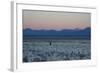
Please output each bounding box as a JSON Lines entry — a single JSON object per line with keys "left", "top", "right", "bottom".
{"left": 23, "top": 10, "right": 91, "bottom": 30}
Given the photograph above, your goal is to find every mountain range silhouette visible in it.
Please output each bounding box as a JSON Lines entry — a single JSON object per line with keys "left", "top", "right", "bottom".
{"left": 23, "top": 27, "right": 91, "bottom": 39}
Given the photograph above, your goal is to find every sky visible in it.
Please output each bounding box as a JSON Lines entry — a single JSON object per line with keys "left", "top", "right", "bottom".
{"left": 23, "top": 10, "right": 91, "bottom": 30}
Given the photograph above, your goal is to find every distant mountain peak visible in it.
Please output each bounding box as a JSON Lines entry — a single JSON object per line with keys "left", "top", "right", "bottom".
{"left": 23, "top": 27, "right": 91, "bottom": 36}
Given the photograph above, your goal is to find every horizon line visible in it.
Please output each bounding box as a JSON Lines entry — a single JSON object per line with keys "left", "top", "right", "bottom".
{"left": 23, "top": 27, "right": 91, "bottom": 31}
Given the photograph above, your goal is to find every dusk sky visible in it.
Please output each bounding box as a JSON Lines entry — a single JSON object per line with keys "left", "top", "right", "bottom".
{"left": 23, "top": 10, "right": 91, "bottom": 30}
